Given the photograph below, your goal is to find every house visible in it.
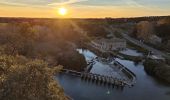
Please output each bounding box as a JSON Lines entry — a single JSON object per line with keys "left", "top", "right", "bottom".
{"left": 91, "top": 38, "right": 126, "bottom": 52}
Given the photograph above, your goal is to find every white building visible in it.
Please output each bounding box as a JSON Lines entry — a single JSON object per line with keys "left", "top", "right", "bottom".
{"left": 92, "top": 38, "right": 126, "bottom": 52}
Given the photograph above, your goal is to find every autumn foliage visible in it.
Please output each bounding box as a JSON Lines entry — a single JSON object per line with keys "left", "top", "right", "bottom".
{"left": 0, "top": 54, "right": 68, "bottom": 100}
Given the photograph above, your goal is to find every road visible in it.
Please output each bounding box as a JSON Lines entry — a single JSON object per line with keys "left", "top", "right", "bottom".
{"left": 108, "top": 26, "right": 168, "bottom": 58}
{"left": 121, "top": 33, "right": 167, "bottom": 57}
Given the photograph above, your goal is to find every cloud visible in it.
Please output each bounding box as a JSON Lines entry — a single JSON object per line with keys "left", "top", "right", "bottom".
{"left": 124, "top": 0, "right": 145, "bottom": 8}
{"left": 0, "top": 0, "right": 169, "bottom": 10}
{"left": 0, "top": 0, "right": 88, "bottom": 7}
{"left": 48, "top": 0, "right": 88, "bottom": 6}
{"left": 71, "top": 0, "right": 125, "bottom": 6}
{"left": 0, "top": 0, "right": 47, "bottom": 7}
{"left": 68, "top": 0, "right": 146, "bottom": 7}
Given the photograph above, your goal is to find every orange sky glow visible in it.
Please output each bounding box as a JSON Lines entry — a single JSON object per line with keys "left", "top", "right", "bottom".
{"left": 0, "top": 0, "right": 169, "bottom": 18}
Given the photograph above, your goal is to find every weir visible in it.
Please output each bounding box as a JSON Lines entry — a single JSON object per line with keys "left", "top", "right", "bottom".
{"left": 60, "top": 69, "right": 134, "bottom": 88}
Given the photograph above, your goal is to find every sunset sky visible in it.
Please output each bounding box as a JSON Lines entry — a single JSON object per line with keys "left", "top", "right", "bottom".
{"left": 0, "top": 0, "right": 170, "bottom": 18}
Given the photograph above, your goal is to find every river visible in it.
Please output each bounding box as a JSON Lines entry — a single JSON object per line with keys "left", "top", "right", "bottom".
{"left": 55, "top": 49, "right": 170, "bottom": 100}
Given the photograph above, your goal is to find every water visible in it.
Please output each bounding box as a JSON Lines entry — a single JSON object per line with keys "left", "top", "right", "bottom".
{"left": 55, "top": 49, "right": 170, "bottom": 100}
{"left": 78, "top": 49, "right": 128, "bottom": 79}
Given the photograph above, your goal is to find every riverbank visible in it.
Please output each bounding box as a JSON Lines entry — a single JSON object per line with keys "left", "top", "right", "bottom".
{"left": 83, "top": 43, "right": 144, "bottom": 63}
{"left": 144, "top": 59, "right": 170, "bottom": 83}
{"left": 80, "top": 43, "right": 113, "bottom": 58}
{"left": 56, "top": 49, "right": 87, "bottom": 72}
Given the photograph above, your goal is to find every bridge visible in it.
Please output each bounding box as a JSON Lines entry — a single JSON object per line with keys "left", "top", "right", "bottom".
{"left": 60, "top": 68, "right": 135, "bottom": 88}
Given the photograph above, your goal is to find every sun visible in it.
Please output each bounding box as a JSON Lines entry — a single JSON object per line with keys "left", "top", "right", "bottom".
{"left": 58, "top": 7, "right": 67, "bottom": 16}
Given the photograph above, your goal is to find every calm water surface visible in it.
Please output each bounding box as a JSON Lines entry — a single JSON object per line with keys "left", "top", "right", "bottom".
{"left": 55, "top": 49, "right": 170, "bottom": 100}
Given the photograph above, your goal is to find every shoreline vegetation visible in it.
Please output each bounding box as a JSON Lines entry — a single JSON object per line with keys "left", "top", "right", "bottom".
{"left": 0, "top": 54, "right": 68, "bottom": 100}
{"left": 144, "top": 59, "right": 170, "bottom": 84}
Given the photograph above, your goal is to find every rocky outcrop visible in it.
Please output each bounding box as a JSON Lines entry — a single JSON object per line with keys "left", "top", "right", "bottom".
{"left": 144, "top": 59, "right": 170, "bottom": 83}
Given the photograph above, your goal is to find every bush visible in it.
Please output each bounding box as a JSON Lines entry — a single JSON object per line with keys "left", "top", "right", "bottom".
{"left": 144, "top": 59, "right": 170, "bottom": 83}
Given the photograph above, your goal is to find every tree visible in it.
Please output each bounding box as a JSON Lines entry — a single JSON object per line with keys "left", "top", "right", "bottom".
{"left": 0, "top": 55, "right": 68, "bottom": 100}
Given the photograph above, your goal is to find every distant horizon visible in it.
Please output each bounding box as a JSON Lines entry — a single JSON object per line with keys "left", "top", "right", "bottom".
{"left": 0, "top": 15, "right": 170, "bottom": 19}
{"left": 0, "top": 0, "right": 170, "bottom": 18}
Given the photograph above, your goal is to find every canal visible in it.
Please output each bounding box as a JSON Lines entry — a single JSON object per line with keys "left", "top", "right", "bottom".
{"left": 55, "top": 49, "right": 170, "bottom": 100}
